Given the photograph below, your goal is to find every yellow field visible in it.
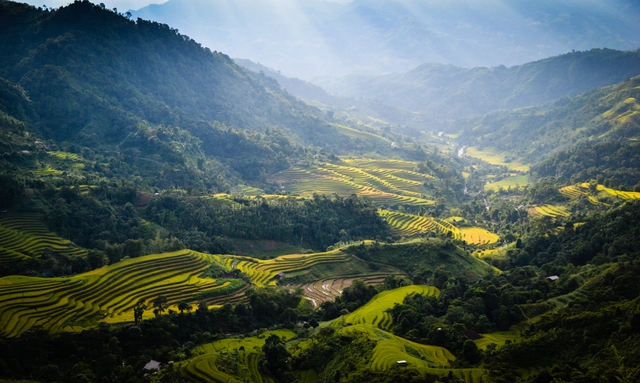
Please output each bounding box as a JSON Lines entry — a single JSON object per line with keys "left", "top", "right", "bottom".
{"left": 531, "top": 204, "right": 570, "bottom": 218}
{"left": 269, "top": 159, "right": 436, "bottom": 206}
{"left": 459, "top": 227, "right": 500, "bottom": 245}
{"left": 579, "top": 183, "right": 640, "bottom": 200}
{"left": 464, "top": 147, "right": 530, "bottom": 172}
{"left": 0, "top": 250, "right": 234, "bottom": 336}
{"left": 484, "top": 175, "right": 529, "bottom": 192}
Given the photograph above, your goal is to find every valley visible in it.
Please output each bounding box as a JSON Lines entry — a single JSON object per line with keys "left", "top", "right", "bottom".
{"left": 1, "top": 1, "right": 640, "bottom": 383}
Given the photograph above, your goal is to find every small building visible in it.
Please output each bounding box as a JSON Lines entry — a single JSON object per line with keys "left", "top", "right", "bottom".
{"left": 144, "top": 360, "right": 163, "bottom": 371}
{"left": 546, "top": 275, "right": 560, "bottom": 282}
{"left": 464, "top": 329, "right": 483, "bottom": 340}
{"left": 396, "top": 360, "right": 408, "bottom": 366}
{"left": 275, "top": 272, "right": 286, "bottom": 281}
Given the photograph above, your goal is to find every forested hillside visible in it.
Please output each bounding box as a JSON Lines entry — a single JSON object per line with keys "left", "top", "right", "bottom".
{"left": 322, "top": 49, "right": 640, "bottom": 120}
{"left": 1, "top": 1, "right": 640, "bottom": 383}
{"left": 456, "top": 75, "right": 640, "bottom": 166}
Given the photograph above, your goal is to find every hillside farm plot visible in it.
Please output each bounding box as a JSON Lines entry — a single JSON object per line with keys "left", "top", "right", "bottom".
{"left": 579, "top": 183, "right": 640, "bottom": 200}
{"left": 341, "top": 285, "right": 439, "bottom": 330}
{"left": 292, "top": 273, "right": 403, "bottom": 307}
{"left": 341, "top": 324, "right": 454, "bottom": 369}
{"left": 181, "top": 329, "right": 295, "bottom": 383}
{"left": 225, "top": 249, "right": 353, "bottom": 288}
{"left": 459, "top": 227, "right": 500, "bottom": 245}
{"left": 379, "top": 209, "right": 438, "bottom": 236}
{"left": 484, "top": 174, "right": 529, "bottom": 192}
{"left": 270, "top": 159, "right": 436, "bottom": 207}
{"left": 0, "top": 212, "right": 88, "bottom": 262}
{"left": 530, "top": 204, "right": 570, "bottom": 218}
{"left": 464, "top": 147, "right": 530, "bottom": 172}
{"left": 0, "top": 250, "right": 242, "bottom": 337}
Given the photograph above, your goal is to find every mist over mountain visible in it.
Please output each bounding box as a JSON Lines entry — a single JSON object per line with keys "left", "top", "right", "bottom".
{"left": 320, "top": 48, "right": 640, "bottom": 120}
{"left": 132, "top": 0, "right": 640, "bottom": 79}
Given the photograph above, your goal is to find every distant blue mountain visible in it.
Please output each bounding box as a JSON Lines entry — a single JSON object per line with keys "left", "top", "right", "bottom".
{"left": 132, "top": 0, "right": 640, "bottom": 79}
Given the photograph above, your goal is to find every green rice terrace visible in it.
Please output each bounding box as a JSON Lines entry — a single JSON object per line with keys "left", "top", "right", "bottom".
{"left": 0, "top": 212, "right": 87, "bottom": 265}
{"left": 0, "top": 246, "right": 405, "bottom": 337}
{"left": 269, "top": 158, "right": 436, "bottom": 206}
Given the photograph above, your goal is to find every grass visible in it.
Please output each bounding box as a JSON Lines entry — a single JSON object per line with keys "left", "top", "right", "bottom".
{"left": 464, "top": 147, "right": 530, "bottom": 172}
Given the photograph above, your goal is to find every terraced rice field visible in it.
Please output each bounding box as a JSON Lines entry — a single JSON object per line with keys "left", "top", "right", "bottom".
{"left": 342, "top": 285, "right": 439, "bottom": 331}
{"left": 474, "top": 331, "right": 521, "bottom": 350}
{"left": 292, "top": 273, "right": 402, "bottom": 308}
{"left": 270, "top": 159, "right": 435, "bottom": 207}
{"left": 223, "top": 250, "right": 352, "bottom": 288}
{"left": 579, "top": 183, "right": 640, "bottom": 200}
{"left": 530, "top": 204, "right": 570, "bottom": 218}
{"left": 459, "top": 227, "right": 500, "bottom": 246}
{"left": 181, "top": 329, "right": 295, "bottom": 383}
{"left": 558, "top": 185, "right": 600, "bottom": 204}
{"left": 379, "top": 209, "right": 492, "bottom": 243}
{"left": 0, "top": 250, "right": 237, "bottom": 337}
{"left": 378, "top": 209, "right": 438, "bottom": 236}
{"left": 341, "top": 324, "right": 454, "bottom": 368}
{"left": 0, "top": 213, "right": 87, "bottom": 263}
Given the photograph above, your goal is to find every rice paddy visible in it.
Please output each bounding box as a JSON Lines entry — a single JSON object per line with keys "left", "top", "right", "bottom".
{"left": 0, "top": 250, "right": 237, "bottom": 336}
{"left": 463, "top": 147, "right": 530, "bottom": 172}
{"left": 484, "top": 175, "right": 529, "bottom": 192}
{"left": 181, "top": 329, "right": 295, "bottom": 383}
{"left": 341, "top": 285, "right": 440, "bottom": 331}
{"left": 530, "top": 204, "right": 570, "bottom": 218}
{"left": 269, "top": 159, "right": 436, "bottom": 207}
{"left": 0, "top": 212, "right": 88, "bottom": 263}
{"left": 292, "top": 274, "right": 403, "bottom": 307}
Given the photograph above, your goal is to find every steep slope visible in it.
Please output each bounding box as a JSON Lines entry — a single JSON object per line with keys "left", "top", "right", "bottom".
{"left": 457, "top": 75, "right": 640, "bottom": 165}
{"left": 322, "top": 49, "right": 640, "bottom": 120}
{"left": 0, "top": 0, "right": 369, "bottom": 188}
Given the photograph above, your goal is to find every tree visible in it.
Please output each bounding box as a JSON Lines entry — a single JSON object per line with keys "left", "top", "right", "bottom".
{"left": 178, "top": 301, "right": 192, "bottom": 315}
{"left": 133, "top": 299, "right": 146, "bottom": 325}
{"left": 260, "top": 334, "right": 290, "bottom": 378}
{"left": 151, "top": 295, "right": 168, "bottom": 317}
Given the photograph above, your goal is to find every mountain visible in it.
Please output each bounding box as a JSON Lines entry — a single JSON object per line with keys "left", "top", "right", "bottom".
{"left": 0, "top": 0, "right": 385, "bottom": 189}
{"left": 235, "top": 59, "right": 434, "bottom": 128}
{"left": 132, "top": 0, "right": 640, "bottom": 79}
{"left": 455, "top": 75, "right": 640, "bottom": 166}
{"left": 320, "top": 49, "right": 640, "bottom": 120}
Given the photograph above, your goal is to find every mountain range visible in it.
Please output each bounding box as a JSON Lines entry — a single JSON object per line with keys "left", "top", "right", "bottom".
{"left": 132, "top": 0, "right": 640, "bottom": 79}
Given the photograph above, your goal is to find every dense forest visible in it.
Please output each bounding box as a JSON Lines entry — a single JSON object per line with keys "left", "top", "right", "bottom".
{"left": 1, "top": 1, "right": 640, "bottom": 383}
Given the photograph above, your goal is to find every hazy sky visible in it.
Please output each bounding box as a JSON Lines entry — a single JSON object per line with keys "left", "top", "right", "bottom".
{"left": 21, "top": 0, "right": 351, "bottom": 12}
{"left": 22, "top": 0, "right": 167, "bottom": 12}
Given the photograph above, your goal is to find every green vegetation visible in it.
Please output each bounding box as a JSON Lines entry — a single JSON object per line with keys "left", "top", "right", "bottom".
{"left": 1, "top": 1, "right": 640, "bottom": 383}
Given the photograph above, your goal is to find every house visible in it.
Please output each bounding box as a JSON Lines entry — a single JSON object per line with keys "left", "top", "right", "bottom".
{"left": 546, "top": 275, "right": 560, "bottom": 282}
{"left": 275, "top": 272, "right": 286, "bottom": 281}
{"left": 463, "top": 329, "right": 483, "bottom": 340}
{"left": 144, "top": 360, "right": 163, "bottom": 371}
{"left": 396, "top": 360, "right": 408, "bottom": 366}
